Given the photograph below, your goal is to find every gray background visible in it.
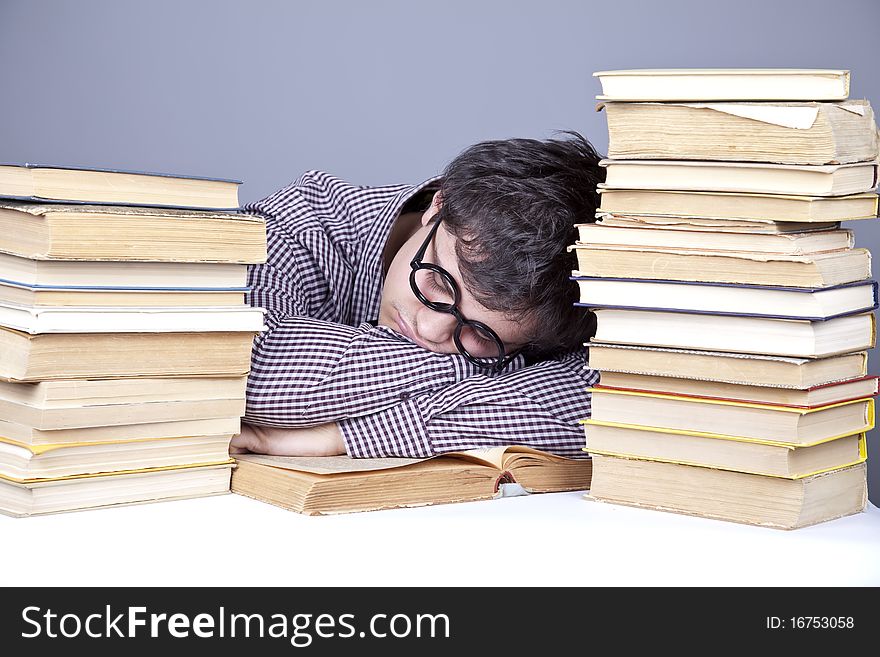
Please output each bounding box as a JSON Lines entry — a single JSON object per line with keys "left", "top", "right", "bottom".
{"left": 2, "top": 0, "right": 879, "bottom": 499}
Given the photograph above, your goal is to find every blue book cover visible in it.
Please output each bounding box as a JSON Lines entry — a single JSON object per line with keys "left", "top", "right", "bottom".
{"left": 571, "top": 276, "right": 878, "bottom": 321}
{"left": 0, "top": 163, "right": 242, "bottom": 211}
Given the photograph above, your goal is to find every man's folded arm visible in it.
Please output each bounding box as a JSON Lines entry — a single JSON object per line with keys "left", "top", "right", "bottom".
{"left": 338, "top": 349, "right": 599, "bottom": 459}
{"left": 243, "top": 314, "right": 490, "bottom": 428}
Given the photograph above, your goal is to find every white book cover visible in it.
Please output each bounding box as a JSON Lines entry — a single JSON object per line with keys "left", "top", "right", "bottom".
{"left": 593, "top": 68, "right": 850, "bottom": 101}
{"left": 591, "top": 309, "right": 875, "bottom": 358}
{"left": 0, "top": 303, "right": 266, "bottom": 334}
{"left": 599, "top": 159, "right": 879, "bottom": 196}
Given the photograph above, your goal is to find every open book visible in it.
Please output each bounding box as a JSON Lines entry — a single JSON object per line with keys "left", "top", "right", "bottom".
{"left": 231, "top": 446, "right": 592, "bottom": 515}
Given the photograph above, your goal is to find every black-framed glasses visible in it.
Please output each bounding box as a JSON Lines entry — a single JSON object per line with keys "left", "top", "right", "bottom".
{"left": 409, "top": 215, "right": 520, "bottom": 372}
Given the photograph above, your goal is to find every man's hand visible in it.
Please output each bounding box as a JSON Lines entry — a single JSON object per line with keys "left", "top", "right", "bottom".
{"left": 230, "top": 422, "right": 346, "bottom": 457}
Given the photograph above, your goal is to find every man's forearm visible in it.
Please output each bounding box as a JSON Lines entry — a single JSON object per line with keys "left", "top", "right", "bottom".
{"left": 244, "top": 315, "right": 504, "bottom": 428}
{"left": 339, "top": 350, "right": 598, "bottom": 459}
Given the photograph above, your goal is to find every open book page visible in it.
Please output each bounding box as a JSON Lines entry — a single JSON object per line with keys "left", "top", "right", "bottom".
{"left": 443, "top": 446, "right": 510, "bottom": 469}
{"left": 232, "top": 454, "right": 427, "bottom": 475}
{"left": 234, "top": 446, "right": 570, "bottom": 477}
{"left": 450, "top": 445, "right": 573, "bottom": 469}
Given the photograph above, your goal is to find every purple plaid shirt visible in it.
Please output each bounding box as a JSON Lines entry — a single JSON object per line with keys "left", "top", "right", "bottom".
{"left": 243, "top": 170, "right": 598, "bottom": 458}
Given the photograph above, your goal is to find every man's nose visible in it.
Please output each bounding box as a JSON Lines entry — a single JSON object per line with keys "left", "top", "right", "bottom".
{"left": 415, "top": 307, "right": 458, "bottom": 346}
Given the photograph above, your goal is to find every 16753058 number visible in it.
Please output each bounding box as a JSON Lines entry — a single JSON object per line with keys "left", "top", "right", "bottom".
{"left": 766, "top": 617, "right": 854, "bottom": 629}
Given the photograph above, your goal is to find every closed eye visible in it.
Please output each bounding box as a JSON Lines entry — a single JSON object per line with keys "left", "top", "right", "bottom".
{"left": 428, "top": 272, "right": 454, "bottom": 296}
{"left": 461, "top": 327, "right": 499, "bottom": 353}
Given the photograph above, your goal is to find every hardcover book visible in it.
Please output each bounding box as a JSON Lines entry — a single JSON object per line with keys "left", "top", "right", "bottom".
{"left": 0, "top": 463, "right": 233, "bottom": 517}
{"left": 0, "top": 435, "right": 234, "bottom": 480}
{"left": 586, "top": 387, "right": 875, "bottom": 445}
{"left": 586, "top": 456, "right": 866, "bottom": 529}
{"left": 573, "top": 277, "right": 878, "bottom": 320}
{"left": 596, "top": 188, "right": 879, "bottom": 223}
{"left": 0, "top": 281, "right": 248, "bottom": 307}
{"left": 0, "top": 416, "right": 242, "bottom": 447}
{"left": 603, "top": 100, "right": 879, "bottom": 165}
{"left": 0, "top": 201, "right": 266, "bottom": 263}
{"left": 0, "top": 252, "right": 249, "bottom": 288}
{"left": 590, "top": 308, "right": 876, "bottom": 358}
{"left": 574, "top": 223, "right": 854, "bottom": 253}
{"left": 0, "top": 303, "right": 265, "bottom": 334}
{"left": 584, "top": 423, "right": 865, "bottom": 479}
{"left": 0, "top": 164, "right": 241, "bottom": 210}
{"left": 594, "top": 372, "right": 879, "bottom": 406}
{"left": 568, "top": 246, "right": 871, "bottom": 288}
{"left": 231, "top": 446, "right": 592, "bottom": 515}
{"left": 592, "top": 68, "right": 851, "bottom": 102}
{"left": 599, "top": 159, "right": 879, "bottom": 197}
{"left": 595, "top": 213, "right": 840, "bottom": 234}
{"left": 0, "top": 327, "right": 256, "bottom": 381}
{"left": 586, "top": 344, "right": 868, "bottom": 389}
{"left": 0, "top": 376, "right": 247, "bottom": 430}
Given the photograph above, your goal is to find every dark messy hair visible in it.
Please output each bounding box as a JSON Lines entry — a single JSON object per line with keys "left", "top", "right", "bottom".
{"left": 438, "top": 130, "right": 604, "bottom": 359}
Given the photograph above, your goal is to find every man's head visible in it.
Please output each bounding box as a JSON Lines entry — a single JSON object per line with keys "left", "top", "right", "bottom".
{"left": 378, "top": 131, "right": 605, "bottom": 364}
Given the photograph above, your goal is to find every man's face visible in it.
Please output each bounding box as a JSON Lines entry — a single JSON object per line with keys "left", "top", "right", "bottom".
{"left": 378, "top": 193, "right": 531, "bottom": 358}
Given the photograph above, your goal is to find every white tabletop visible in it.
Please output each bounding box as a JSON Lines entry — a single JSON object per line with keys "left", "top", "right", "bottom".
{"left": 4, "top": 491, "right": 879, "bottom": 587}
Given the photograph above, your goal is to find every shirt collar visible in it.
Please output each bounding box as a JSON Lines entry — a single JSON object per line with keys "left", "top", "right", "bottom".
{"left": 361, "top": 174, "right": 442, "bottom": 315}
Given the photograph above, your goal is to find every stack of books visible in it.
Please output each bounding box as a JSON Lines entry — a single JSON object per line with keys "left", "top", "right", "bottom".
{"left": 573, "top": 69, "right": 879, "bottom": 529}
{"left": 0, "top": 164, "right": 267, "bottom": 516}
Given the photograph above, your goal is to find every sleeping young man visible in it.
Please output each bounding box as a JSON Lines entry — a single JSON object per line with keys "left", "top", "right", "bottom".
{"left": 230, "top": 131, "right": 605, "bottom": 458}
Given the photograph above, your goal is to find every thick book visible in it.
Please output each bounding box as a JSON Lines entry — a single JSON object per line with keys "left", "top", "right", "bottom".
{"left": 0, "top": 435, "right": 233, "bottom": 480}
{"left": 591, "top": 308, "right": 876, "bottom": 358}
{"left": 0, "top": 281, "right": 247, "bottom": 307}
{"left": 586, "top": 456, "right": 866, "bottom": 529}
{"left": 569, "top": 247, "right": 871, "bottom": 288}
{"left": 0, "top": 201, "right": 266, "bottom": 263}
{"left": 575, "top": 223, "right": 854, "bottom": 254}
{"left": 599, "top": 159, "right": 879, "bottom": 197}
{"left": 592, "top": 69, "right": 851, "bottom": 102}
{"left": 0, "top": 327, "right": 255, "bottom": 381}
{"left": 0, "top": 463, "right": 233, "bottom": 517}
{"left": 0, "top": 164, "right": 240, "bottom": 210}
{"left": 587, "top": 344, "right": 868, "bottom": 389}
{"left": 596, "top": 213, "right": 841, "bottom": 234}
{"left": 231, "top": 446, "right": 592, "bottom": 515}
{"left": 0, "top": 252, "right": 249, "bottom": 288}
{"left": 595, "top": 372, "right": 879, "bottom": 406}
{"left": 573, "top": 277, "right": 878, "bottom": 320}
{"left": 0, "top": 376, "right": 247, "bottom": 430}
{"left": 603, "top": 101, "right": 879, "bottom": 165}
{"left": 1, "top": 416, "right": 240, "bottom": 448}
{"left": 0, "top": 303, "right": 265, "bottom": 334}
{"left": 584, "top": 423, "right": 865, "bottom": 479}
{"left": 586, "top": 387, "right": 874, "bottom": 445}
{"left": 597, "top": 189, "right": 879, "bottom": 223}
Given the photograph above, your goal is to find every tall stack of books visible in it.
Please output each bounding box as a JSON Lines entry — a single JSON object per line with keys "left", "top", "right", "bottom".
{"left": 573, "top": 69, "right": 879, "bottom": 529}
{"left": 0, "top": 164, "right": 267, "bottom": 516}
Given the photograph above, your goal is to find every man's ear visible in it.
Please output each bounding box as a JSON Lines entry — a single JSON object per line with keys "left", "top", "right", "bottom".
{"left": 421, "top": 190, "right": 442, "bottom": 227}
